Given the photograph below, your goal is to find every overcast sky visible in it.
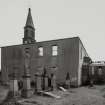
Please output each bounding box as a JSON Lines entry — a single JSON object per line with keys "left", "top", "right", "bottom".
{"left": 0, "top": 0, "right": 105, "bottom": 68}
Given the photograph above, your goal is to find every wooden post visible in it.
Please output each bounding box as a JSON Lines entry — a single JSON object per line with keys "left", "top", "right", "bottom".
{"left": 51, "top": 74, "right": 56, "bottom": 91}
{"left": 45, "top": 76, "right": 48, "bottom": 90}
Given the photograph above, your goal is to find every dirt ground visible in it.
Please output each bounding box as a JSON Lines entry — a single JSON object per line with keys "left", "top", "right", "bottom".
{"left": 1, "top": 85, "right": 105, "bottom": 105}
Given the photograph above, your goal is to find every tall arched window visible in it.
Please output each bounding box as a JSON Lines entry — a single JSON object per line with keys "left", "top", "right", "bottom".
{"left": 52, "top": 45, "right": 58, "bottom": 56}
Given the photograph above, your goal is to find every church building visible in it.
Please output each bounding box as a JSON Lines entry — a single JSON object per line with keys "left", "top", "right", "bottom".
{"left": 1, "top": 8, "right": 90, "bottom": 87}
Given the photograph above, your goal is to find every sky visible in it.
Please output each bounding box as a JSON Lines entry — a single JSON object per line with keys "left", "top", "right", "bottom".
{"left": 0, "top": 0, "right": 105, "bottom": 68}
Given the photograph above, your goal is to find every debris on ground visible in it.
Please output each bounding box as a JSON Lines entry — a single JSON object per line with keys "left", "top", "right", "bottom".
{"left": 59, "top": 86, "right": 67, "bottom": 92}
{"left": 1, "top": 85, "right": 105, "bottom": 105}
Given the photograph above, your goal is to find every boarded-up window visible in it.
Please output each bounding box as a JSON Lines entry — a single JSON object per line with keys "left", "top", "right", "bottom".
{"left": 38, "top": 47, "right": 43, "bottom": 56}
{"left": 52, "top": 45, "right": 58, "bottom": 56}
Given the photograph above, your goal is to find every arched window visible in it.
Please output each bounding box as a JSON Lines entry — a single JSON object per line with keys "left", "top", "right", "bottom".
{"left": 52, "top": 45, "right": 58, "bottom": 56}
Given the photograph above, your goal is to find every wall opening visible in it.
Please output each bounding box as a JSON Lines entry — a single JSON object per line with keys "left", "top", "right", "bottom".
{"left": 52, "top": 45, "right": 58, "bottom": 56}
{"left": 38, "top": 47, "right": 43, "bottom": 56}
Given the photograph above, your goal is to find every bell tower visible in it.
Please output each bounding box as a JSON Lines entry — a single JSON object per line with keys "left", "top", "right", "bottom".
{"left": 23, "top": 8, "right": 36, "bottom": 44}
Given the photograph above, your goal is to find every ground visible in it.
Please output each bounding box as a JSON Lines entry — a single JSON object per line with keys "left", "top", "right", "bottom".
{"left": 0, "top": 85, "right": 105, "bottom": 105}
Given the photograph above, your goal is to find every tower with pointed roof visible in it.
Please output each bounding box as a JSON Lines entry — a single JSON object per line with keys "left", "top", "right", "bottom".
{"left": 23, "top": 8, "right": 36, "bottom": 44}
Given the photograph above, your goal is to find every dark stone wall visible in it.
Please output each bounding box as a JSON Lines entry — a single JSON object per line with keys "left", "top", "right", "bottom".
{"left": 1, "top": 44, "right": 38, "bottom": 83}
{"left": 1, "top": 37, "right": 80, "bottom": 87}
{"left": 37, "top": 37, "right": 79, "bottom": 86}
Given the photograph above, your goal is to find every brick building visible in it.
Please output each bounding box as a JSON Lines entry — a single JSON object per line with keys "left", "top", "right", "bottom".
{"left": 89, "top": 61, "right": 105, "bottom": 84}
{"left": 1, "top": 8, "right": 90, "bottom": 87}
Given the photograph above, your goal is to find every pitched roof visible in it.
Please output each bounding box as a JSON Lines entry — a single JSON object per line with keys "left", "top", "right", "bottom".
{"left": 25, "top": 8, "right": 34, "bottom": 28}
